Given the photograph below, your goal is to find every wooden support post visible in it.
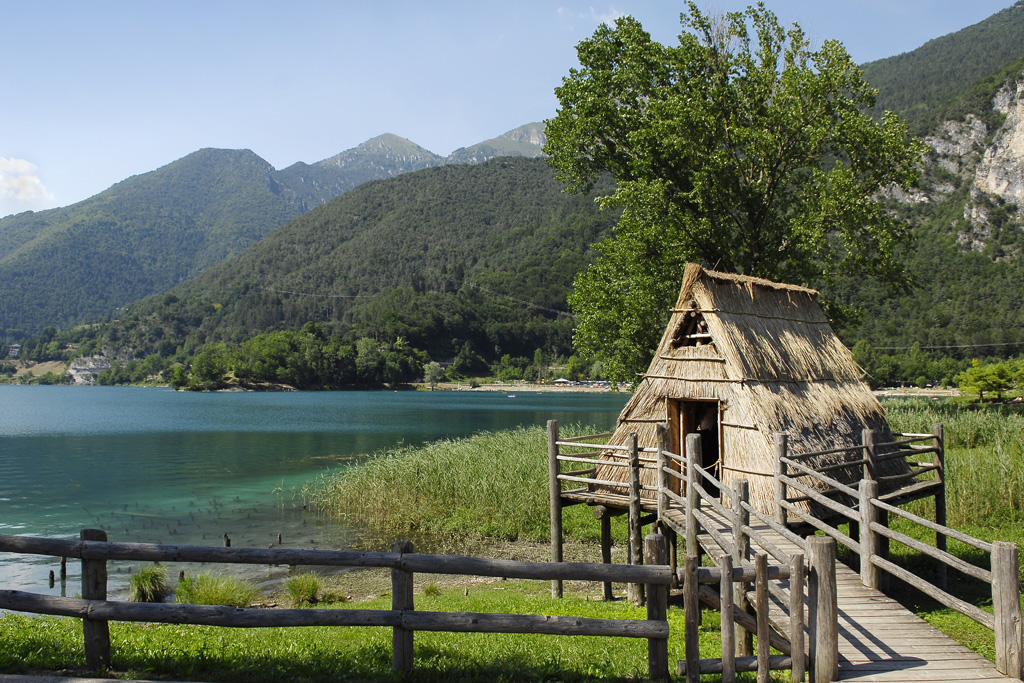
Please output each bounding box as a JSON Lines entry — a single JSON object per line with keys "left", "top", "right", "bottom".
{"left": 933, "top": 423, "right": 947, "bottom": 591}
{"left": 992, "top": 541, "right": 1023, "bottom": 678}
{"left": 807, "top": 537, "right": 838, "bottom": 683}
{"left": 755, "top": 552, "right": 770, "bottom": 683}
{"left": 719, "top": 553, "right": 736, "bottom": 683}
{"left": 391, "top": 540, "right": 415, "bottom": 675}
{"left": 859, "top": 479, "right": 880, "bottom": 590}
{"left": 627, "top": 433, "right": 645, "bottom": 606}
{"left": 548, "top": 419, "right": 563, "bottom": 599}
{"left": 774, "top": 433, "right": 788, "bottom": 527}
{"left": 656, "top": 423, "right": 670, "bottom": 522}
{"left": 733, "top": 479, "right": 752, "bottom": 657}
{"left": 683, "top": 555, "right": 700, "bottom": 683}
{"left": 599, "top": 509, "right": 614, "bottom": 601}
{"left": 685, "top": 433, "right": 701, "bottom": 557}
{"left": 862, "top": 428, "right": 876, "bottom": 481}
{"left": 80, "top": 528, "right": 110, "bottom": 671}
{"left": 789, "top": 552, "right": 806, "bottom": 683}
{"left": 645, "top": 533, "right": 669, "bottom": 681}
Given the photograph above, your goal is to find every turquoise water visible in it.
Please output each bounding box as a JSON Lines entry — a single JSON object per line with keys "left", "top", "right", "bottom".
{"left": 0, "top": 386, "right": 626, "bottom": 596}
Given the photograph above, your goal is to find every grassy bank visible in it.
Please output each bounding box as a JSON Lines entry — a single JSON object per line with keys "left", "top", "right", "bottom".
{"left": 0, "top": 580, "right": 718, "bottom": 682}
{"left": 304, "top": 424, "right": 625, "bottom": 552}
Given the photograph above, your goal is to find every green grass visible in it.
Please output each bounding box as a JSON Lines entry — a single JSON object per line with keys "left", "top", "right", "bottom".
{"left": 285, "top": 573, "right": 325, "bottom": 606}
{"left": 304, "top": 424, "right": 624, "bottom": 551}
{"left": 128, "top": 564, "right": 169, "bottom": 603}
{"left": 0, "top": 581, "right": 768, "bottom": 682}
{"left": 175, "top": 573, "right": 261, "bottom": 608}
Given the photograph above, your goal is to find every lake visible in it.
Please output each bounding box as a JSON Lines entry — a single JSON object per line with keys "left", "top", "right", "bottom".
{"left": 0, "top": 386, "right": 627, "bottom": 596}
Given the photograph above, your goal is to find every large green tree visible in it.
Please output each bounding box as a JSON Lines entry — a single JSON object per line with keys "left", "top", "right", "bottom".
{"left": 545, "top": 2, "right": 925, "bottom": 382}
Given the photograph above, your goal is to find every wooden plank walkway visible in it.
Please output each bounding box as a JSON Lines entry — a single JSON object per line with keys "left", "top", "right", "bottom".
{"left": 661, "top": 506, "right": 1021, "bottom": 682}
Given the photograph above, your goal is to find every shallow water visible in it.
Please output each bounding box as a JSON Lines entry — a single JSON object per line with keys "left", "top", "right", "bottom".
{"left": 0, "top": 386, "right": 626, "bottom": 596}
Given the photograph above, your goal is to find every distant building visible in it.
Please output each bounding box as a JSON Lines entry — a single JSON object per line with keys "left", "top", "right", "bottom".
{"left": 8, "top": 344, "right": 20, "bottom": 358}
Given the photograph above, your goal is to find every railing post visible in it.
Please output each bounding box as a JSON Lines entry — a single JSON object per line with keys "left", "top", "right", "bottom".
{"left": 719, "top": 553, "right": 736, "bottom": 682}
{"left": 656, "top": 423, "right": 670, "bottom": 522}
{"left": 628, "top": 433, "right": 645, "bottom": 606}
{"left": 933, "top": 423, "right": 947, "bottom": 591}
{"left": 391, "top": 540, "right": 415, "bottom": 675}
{"left": 733, "top": 479, "right": 752, "bottom": 657}
{"left": 862, "top": 428, "right": 876, "bottom": 481}
{"left": 685, "top": 433, "right": 702, "bottom": 558}
{"left": 774, "top": 432, "right": 788, "bottom": 527}
{"left": 80, "top": 528, "right": 111, "bottom": 671}
{"left": 807, "top": 536, "right": 838, "bottom": 683}
{"left": 789, "top": 552, "right": 806, "bottom": 683}
{"left": 645, "top": 533, "right": 669, "bottom": 681}
{"left": 547, "top": 419, "right": 563, "bottom": 599}
{"left": 755, "top": 552, "right": 770, "bottom": 683}
{"left": 683, "top": 555, "right": 700, "bottom": 683}
{"left": 859, "top": 479, "right": 880, "bottom": 589}
{"left": 992, "top": 541, "right": 1023, "bottom": 678}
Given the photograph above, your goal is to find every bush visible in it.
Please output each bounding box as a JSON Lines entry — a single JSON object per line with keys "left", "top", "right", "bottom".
{"left": 128, "top": 565, "right": 169, "bottom": 603}
{"left": 284, "top": 573, "right": 322, "bottom": 606}
{"left": 175, "top": 573, "right": 260, "bottom": 607}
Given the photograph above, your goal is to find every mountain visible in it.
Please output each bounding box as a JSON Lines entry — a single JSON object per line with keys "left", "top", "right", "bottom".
{"left": 0, "top": 125, "right": 546, "bottom": 338}
{"left": 102, "top": 157, "right": 617, "bottom": 363}
{"left": 447, "top": 123, "right": 547, "bottom": 165}
{"left": 861, "top": 2, "right": 1024, "bottom": 135}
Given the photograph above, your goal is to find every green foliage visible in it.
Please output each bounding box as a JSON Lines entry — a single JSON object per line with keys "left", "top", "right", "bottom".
{"left": 175, "top": 572, "right": 261, "bottom": 608}
{"left": 284, "top": 573, "right": 324, "bottom": 606}
{"left": 128, "top": 565, "right": 169, "bottom": 603}
{"left": 423, "top": 361, "right": 445, "bottom": 388}
{"left": 861, "top": 3, "right": 1024, "bottom": 134}
{"left": 306, "top": 425, "right": 609, "bottom": 549}
{"left": 545, "top": 2, "right": 924, "bottom": 382}
{"left": 956, "top": 358, "right": 1022, "bottom": 401}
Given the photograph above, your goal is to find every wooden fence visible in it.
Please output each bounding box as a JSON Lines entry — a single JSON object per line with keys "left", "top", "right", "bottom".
{"left": 775, "top": 427, "right": 1023, "bottom": 679}
{"left": 0, "top": 530, "right": 674, "bottom": 679}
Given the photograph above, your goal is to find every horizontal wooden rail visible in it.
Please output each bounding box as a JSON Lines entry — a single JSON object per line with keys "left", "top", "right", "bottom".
{"left": 780, "top": 458, "right": 859, "bottom": 499}
{"left": 867, "top": 522, "right": 992, "bottom": 583}
{"left": 555, "top": 433, "right": 614, "bottom": 443}
{"left": 778, "top": 475, "right": 858, "bottom": 521}
{"left": 869, "top": 498, "right": 993, "bottom": 553}
{"left": 0, "top": 589, "right": 667, "bottom": 638}
{"left": 869, "top": 555, "right": 994, "bottom": 629}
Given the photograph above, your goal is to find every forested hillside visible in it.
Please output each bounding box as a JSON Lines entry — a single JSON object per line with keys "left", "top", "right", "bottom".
{"left": 95, "top": 158, "right": 617, "bottom": 366}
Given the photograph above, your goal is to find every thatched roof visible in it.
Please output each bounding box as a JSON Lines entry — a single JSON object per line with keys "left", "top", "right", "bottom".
{"left": 594, "top": 263, "right": 903, "bottom": 515}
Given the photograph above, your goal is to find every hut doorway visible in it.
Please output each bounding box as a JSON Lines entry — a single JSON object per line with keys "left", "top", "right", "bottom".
{"left": 668, "top": 399, "right": 720, "bottom": 483}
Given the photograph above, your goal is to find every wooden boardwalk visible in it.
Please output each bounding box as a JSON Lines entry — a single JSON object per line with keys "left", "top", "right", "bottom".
{"left": 662, "top": 506, "right": 1020, "bottom": 682}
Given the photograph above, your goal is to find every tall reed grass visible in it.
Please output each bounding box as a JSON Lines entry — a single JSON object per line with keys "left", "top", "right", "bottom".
{"left": 884, "top": 399, "right": 1024, "bottom": 525}
{"left": 305, "top": 425, "right": 606, "bottom": 549}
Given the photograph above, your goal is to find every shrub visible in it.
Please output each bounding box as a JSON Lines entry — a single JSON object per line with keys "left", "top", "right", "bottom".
{"left": 128, "top": 565, "right": 168, "bottom": 603}
{"left": 285, "top": 573, "right": 322, "bottom": 606}
{"left": 175, "top": 573, "right": 260, "bottom": 607}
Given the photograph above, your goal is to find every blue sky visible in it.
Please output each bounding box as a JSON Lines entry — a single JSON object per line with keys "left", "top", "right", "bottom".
{"left": 1, "top": 1, "right": 1016, "bottom": 218}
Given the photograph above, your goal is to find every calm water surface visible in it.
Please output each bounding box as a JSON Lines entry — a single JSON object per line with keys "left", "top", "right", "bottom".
{"left": 0, "top": 386, "right": 626, "bottom": 596}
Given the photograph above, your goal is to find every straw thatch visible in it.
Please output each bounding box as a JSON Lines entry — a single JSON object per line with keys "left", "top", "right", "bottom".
{"left": 593, "top": 263, "right": 909, "bottom": 517}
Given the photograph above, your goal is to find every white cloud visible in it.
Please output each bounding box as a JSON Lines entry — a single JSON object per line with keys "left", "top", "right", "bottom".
{"left": 0, "top": 157, "right": 55, "bottom": 205}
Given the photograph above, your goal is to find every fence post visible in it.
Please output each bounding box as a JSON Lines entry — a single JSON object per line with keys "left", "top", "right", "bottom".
{"left": 755, "top": 552, "right": 770, "bottom": 683}
{"left": 391, "top": 540, "right": 415, "bottom": 675}
{"left": 547, "top": 419, "right": 563, "bottom": 599}
{"left": 683, "top": 555, "right": 700, "bottom": 683}
{"left": 656, "top": 423, "right": 670, "bottom": 522}
{"left": 628, "top": 433, "right": 645, "bottom": 606}
{"left": 685, "top": 433, "right": 702, "bottom": 558}
{"left": 992, "top": 541, "right": 1023, "bottom": 678}
{"left": 789, "top": 552, "right": 806, "bottom": 683}
{"left": 774, "top": 433, "right": 788, "bottom": 526}
{"left": 733, "top": 479, "right": 752, "bottom": 657}
{"left": 719, "top": 553, "right": 736, "bottom": 683}
{"left": 933, "top": 423, "right": 947, "bottom": 591}
{"left": 80, "top": 528, "right": 111, "bottom": 671}
{"left": 645, "top": 533, "right": 669, "bottom": 681}
{"left": 807, "top": 536, "right": 838, "bottom": 683}
{"left": 859, "top": 479, "right": 880, "bottom": 589}
{"left": 862, "top": 428, "right": 876, "bottom": 481}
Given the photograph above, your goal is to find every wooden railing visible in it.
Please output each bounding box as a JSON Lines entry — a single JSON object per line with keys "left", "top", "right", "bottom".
{"left": 775, "top": 426, "right": 1023, "bottom": 679}
{"left": 0, "top": 530, "right": 674, "bottom": 679}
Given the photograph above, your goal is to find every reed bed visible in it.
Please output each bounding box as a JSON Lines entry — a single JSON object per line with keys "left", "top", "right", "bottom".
{"left": 305, "top": 425, "right": 611, "bottom": 550}
{"left": 884, "top": 398, "right": 1024, "bottom": 525}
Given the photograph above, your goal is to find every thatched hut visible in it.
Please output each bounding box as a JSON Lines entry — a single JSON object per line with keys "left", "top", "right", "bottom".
{"left": 594, "top": 263, "right": 906, "bottom": 516}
